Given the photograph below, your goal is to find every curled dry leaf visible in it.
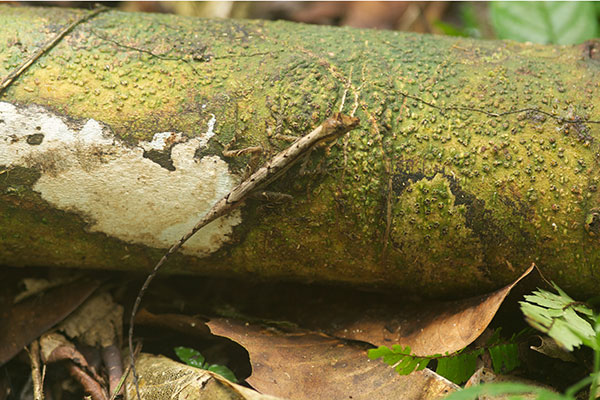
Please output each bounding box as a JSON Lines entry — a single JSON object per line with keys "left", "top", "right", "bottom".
{"left": 207, "top": 318, "right": 458, "bottom": 400}
{"left": 316, "top": 265, "right": 535, "bottom": 356}
{"left": 529, "top": 335, "right": 577, "bottom": 363}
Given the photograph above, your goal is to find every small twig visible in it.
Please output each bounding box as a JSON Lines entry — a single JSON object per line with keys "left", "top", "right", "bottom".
{"left": 67, "top": 362, "right": 108, "bottom": 400}
{"left": 27, "top": 340, "right": 44, "bottom": 400}
{"left": 89, "top": 28, "right": 200, "bottom": 76}
{"left": 0, "top": 5, "right": 109, "bottom": 96}
{"left": 400, "top": 92, "right": 600, "bottom": 125}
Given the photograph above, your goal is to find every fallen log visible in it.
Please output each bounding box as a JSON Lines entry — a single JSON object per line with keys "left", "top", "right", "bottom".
{"left": 1, "top": 5, "right": 599, "bottom": 298}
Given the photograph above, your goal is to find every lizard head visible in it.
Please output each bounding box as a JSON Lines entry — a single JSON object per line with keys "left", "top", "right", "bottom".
{"left": 322, "top": 113, "right": 360, "bottom": 138}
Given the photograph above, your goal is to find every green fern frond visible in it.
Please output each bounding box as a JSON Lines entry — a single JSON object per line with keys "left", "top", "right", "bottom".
{"left": 367, "top": 345, "right": 431, "bottom": 375}
{"left": 436, "top": 349, "right": 483, "bottom": 384}
{"left": 442, "top": 382, "right": 571, "bottom": 400}
{"left": 488, "top": 343, "right": 520, "bottom": 374}
{"left": 520, "top": 284, "right": 595, "bottom": 351}
{"left": 369, "top": 328, "right": 523, "bottom": 385}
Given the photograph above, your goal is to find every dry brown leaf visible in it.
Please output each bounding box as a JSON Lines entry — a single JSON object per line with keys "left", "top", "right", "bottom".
{"left": 207, "top": 318, "right": 458, "bottom": 400}
{"left": 126, "top": 353, "right": 283, "bottom": 400}
{"left": 57, "top": 291, "right": 122, "bottom": 347}
{"left": 530, "top": 335, "right": 577, "bottom": 363}
{"left": 314, "top": 265, "right": 534, "bottom": 355}
{"left": 0, "top": 277, "right": 100, "bottom": 366}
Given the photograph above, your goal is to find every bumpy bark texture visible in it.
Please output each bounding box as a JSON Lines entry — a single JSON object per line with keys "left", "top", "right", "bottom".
{"left": 1, "top": 5, "right": 599, "bottom": 298}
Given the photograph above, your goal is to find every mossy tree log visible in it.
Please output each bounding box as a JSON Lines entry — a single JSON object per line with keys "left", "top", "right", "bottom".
{"left": 1, "top": 6, "right": 599, "bottom": 298}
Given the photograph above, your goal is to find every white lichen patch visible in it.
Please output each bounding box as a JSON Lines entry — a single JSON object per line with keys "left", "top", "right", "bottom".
{"left": 0, "top": 101, "right": 241, "bottom": 256}
{"left": 140, "top": 131, "right": 184, "bottom": 151}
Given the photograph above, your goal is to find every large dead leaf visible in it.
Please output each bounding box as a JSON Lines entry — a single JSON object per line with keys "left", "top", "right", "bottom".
{"left": 0, "top": 277, "right": 100, "bottom": 366}
{"left": 168, "top": 266, "right": 535, "bottom": 358}
{"left": 207, "top": 318, "right": 458, "bottom": 400}
{"left": 302, "top": 265, "right": 535, "bottom": 356}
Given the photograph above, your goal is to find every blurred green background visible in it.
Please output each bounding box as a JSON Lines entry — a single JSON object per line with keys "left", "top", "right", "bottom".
{"left": 18, "top": 1, "right": 600, "bottom": 44}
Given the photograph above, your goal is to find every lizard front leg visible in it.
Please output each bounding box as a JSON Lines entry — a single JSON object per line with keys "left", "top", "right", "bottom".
{"left": 222, "top": 144, "right": 263, "bottom": 180}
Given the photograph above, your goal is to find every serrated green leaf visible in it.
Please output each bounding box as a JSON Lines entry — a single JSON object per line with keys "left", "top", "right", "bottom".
{"left": 206, "top": 364, "right": 238, "bottom": 383}
{"left": 369, "top": 345, "right": 428, "bottom": 376}
{"left": 520, "top": 302, "right": 553, "bottom": 327}
{"left": 488, "top": 344, "right": 520, "bottom": 374}
{"left": 490, "top": 2, "right": 599, "bottom": 45}
{"left": 174, "top": 346, "right": 206, "bottom": 369}
{"left": 563, "top": 309, "right": 595, "bottom": 338}
{"left": 442, "top": 382, "right": 571, "bottom": 400}
{"left": 367, "top": 346, "right": 392, "bottom": 360}
{"left": 548, "top": 319, "right": 586, "bottom": 351}
{"left": 524, "top": 290, "right": 569, "bottom": 309}
{"left": 415, "top": 358, "right": 431, "bottom": 371}
{"left": 383, "top": 353, "right": 404, "bottom": 366}
{"left": 395, "top": 356, "right": 421, "bottom": 375}
{"left": 521, "top": 285, "right": 595, "bottom": 351}
{"left": 486, "top": 328, "right": 503, "bottom": 346}
{"left": 436, "top": 350, "right": 482, "bottom": 385}
{"left": 391, "top": 344, "right": 411, "bottom": 354}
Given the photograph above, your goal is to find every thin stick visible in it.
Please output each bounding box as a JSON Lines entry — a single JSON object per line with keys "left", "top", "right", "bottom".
{"left": 128, "top": 113, "right": 359, "bottom": 400}
{"left": 27, "top": 340, "right": 44, "bottom": 400}
{"left": 0, "top": 6, "right": 108, "bottom": 95}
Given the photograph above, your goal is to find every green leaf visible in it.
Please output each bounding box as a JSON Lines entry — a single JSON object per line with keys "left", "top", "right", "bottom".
{"left": 367, "top": 345, "right": 392, "bottom": 360}
{"left": 488, "top": 343, "right": 520, "bottom": 373}
{"left": 459, "top": 3, "right": 482, "bottom": 38}
{"left": 368, "top": 345, "right": 430, "bottom": 376}
{"left": 490, "top": 2, "right": 599, "bottom": 44}
{"left": 206, "top": 364, "right": 238, "bottom": 383}
{"left": 442, "top": 382, "right": 573, "bottom": 400}
{"left": 436, "top": 350, "right": 482, "bottom": 385}
{"left": 520, "top": 284, "right": 595, "bottom": 351}
{"left": 433, "top": 21, "right": 469, "bottom": 38}
{"left": 174, "top": 346, "right": 238, "bottom": 383}
{"left": 174, "top": 346, "right": 206, "bottom": 369}
{"left": 395, "top": 356, "right": 420, "bottom": 375}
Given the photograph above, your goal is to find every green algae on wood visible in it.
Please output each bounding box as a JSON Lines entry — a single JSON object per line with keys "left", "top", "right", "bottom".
{"left": 0, "top": 5, "right": 599, "bottom": 298}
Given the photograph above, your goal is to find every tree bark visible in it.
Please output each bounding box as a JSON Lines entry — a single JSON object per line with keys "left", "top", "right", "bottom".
{"left": 1, "top": 5, "right": 599, "bottom": 298}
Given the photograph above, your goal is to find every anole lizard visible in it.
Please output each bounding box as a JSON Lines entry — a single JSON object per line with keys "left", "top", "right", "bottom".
{"left": 128, "top": 112, "right": 359, "bottom": 398}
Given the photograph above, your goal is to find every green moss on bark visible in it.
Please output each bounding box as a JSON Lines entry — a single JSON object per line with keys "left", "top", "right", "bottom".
{"left": 1, "top": 5, "right": 599, "bottom": 297}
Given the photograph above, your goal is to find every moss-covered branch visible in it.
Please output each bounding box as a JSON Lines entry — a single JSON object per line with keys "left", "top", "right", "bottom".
{"left": 1, "top": 5, "right": 599, "bottom": 298}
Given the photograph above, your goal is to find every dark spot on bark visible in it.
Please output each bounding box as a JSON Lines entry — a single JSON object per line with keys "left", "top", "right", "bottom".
{"left": 555, "top": 111, "right": 593, "bottom": 143}
{"left": 446, "top": 176, "right": 509, "bottom": 247}
{"left": 142, "top": 149, "right": 175, "bottom": 171}
{"left": 26, "top": 134, "right": 44, "bottom": 145}
{"left": 391, "top": 170, "right": 428, "bottom": 196}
